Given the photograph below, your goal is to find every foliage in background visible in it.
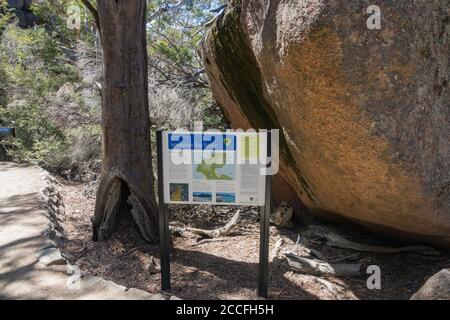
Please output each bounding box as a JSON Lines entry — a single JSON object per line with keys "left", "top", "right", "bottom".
{"left": 147, "top": 0, "right": 228, "bottom": 130}
{"left": 0, "top": 2, "right": 14, "bottom": 33}
{"left": 0, "top": 22, "right": 79, "bottom": 171}
{"left": 0, "top": 2, "right": 16, "bottom": 107}
{"left": 0, "top": 101, "right": 69, "bottom": 169}
{"left": 0, "top": 0, "right": 228, "bottom": 178}
{"left": 0, "top": 0, "right": 100, "bottom": 174}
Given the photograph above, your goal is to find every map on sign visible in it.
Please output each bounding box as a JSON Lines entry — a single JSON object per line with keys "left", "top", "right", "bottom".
{"left": 161, "top": 131, "right": 268, "bottom": 206}
{"left": 193, "top": 153, "right": 235, "bottom": 181}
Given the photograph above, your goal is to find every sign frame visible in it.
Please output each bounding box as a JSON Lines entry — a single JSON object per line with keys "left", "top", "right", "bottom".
{"left": 156, "top": 129, "right": 272, "bottom": 298}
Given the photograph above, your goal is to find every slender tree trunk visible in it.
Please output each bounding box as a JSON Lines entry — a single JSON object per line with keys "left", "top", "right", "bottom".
{"left": 91, "top": 0, "right": 158, "bottom": 243}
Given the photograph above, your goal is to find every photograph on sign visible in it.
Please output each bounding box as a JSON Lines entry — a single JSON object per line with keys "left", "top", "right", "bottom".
{"left": 161, "top": 131, "right": 269, "bottom": 206}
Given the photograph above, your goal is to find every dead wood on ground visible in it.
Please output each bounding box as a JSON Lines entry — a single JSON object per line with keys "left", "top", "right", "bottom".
{"left": 308, "top": 226, "right": 440, "bottom": 256}
{"left": 187, "top": 210, "right": 241, "bottom": 238}
{"left": 285, "top": 251, "right": 362, "bottom": 277}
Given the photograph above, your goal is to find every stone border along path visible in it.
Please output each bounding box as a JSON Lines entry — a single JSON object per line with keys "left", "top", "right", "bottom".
{"left": 0, "top": 162, "right": 178, "bottom": 300}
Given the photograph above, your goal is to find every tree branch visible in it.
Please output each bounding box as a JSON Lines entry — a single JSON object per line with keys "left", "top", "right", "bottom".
{"left": 80, "top": 0, "right": 100, "bottom": 31}
{"left": 187, "top": 210, "right": 241, "bottom": 238}
{"left": 148, "top": 0, "right": 186, "bottom": 22}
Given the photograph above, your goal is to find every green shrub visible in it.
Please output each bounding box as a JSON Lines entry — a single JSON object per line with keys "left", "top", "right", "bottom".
{"left": 66, "top": 124, "right": 101, "bottom": 165}
{"left": 1, "top": 25, "right": 78, "bottom": 96}
{"left": 0, "top": 23, "right": 79, "bottom": 172}
{"left": 0, "top": 100, "right": 70, "bottom": 171}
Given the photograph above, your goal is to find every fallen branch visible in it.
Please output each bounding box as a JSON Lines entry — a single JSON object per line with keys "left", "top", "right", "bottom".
{"left": 271, "top": 238, "right": 285, "bottom": 261}
{"left": 124, "top": 247, "right": 140, "bottom": 256}
{"left": 269, "top": 238, "right": 285, "bottom": 280}
{"left": 187, "top": 210, "right": 241, "bottom": 238}
{"left": 191, "top": 238, "right": 228, "bottom": 247}
{"left": 169, "top": 225, "right": 186, "bottom": 237}
{"left": 296, "top": 234, "right": 326, "bottom": 261}
{"left": 309, "top": 225, "right": 440, "bottom": 256}
{"left": 285, "top": 251, "right": 362, "bottom": 277}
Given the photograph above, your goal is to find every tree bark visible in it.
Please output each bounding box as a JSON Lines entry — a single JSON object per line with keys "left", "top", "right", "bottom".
{"left": 91, "top": 0, "right": 158, "bottom": 243}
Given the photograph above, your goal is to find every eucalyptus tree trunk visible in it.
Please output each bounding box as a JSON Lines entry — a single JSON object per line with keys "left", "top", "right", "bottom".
{"left": 91, "top": 0, "right": 158, "bottom": 243}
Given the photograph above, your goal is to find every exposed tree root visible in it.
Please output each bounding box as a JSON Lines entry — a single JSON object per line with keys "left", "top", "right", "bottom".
{"left": 92, "top": 176, "right": 158, "bottom": 243}
{"left": 92, "top": 178, "right": 124, "bottom": 241}
{"left": 127, "top": 192, "right": 158, "bottom": 243}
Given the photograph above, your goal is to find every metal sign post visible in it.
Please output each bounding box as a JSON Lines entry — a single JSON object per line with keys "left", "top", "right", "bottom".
{"left": 258, "top": 131, "right": 271, "bottom": 298}
{"left": 157, "top": 129, "right": 171, "bottom": 291}
{"left": 156, "top": 130, "right": 272, "bottom": 297}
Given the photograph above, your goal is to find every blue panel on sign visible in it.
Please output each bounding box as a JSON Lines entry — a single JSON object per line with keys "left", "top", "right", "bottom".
{"left": 199, "top": 133, "right": 236, "bottom": 151}
{"left": 168, "top": 132, "right": 236, "bottom": 151}
{"left": 168, "top": 133, "right": 193, "bottom": 150}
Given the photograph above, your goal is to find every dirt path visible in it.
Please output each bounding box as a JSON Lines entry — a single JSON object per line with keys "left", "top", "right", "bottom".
{"left": 0, "top": 162, "right": 169, "bottom": 300}
{"left": 3, "top": 161, "right": 447, "bottom": 300}
{"left": 60, "top": 179, "right": 450, "bottom": 300}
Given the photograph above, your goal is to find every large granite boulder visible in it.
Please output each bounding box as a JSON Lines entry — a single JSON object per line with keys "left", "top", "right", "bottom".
{"left": 411, "top": 269, "right": 450, "bottom": 300}
{"left": 202, "top": 0, "right": 450, "bottom": 247}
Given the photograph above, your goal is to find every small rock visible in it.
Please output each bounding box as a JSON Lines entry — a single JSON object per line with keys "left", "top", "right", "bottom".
{"left": 58, "top": 206, "right": 66, "bottom": 215}
{"left": 45, "top": 184, "right": 55, "bottom": 193}
{"left": 37, "top": 247, "right": 66, "bottom": 266}
{"left": 66, "top": 272, "right": 82, "bottom": 287}
{"left": 39, "top": 239, "right": 59, "bottom": 251}
{"left": 50, "top": 194, "right": 60, "bottom": 205}
{"left": 148, "top": 256, "right": 161, "bottom": 275}
{"left": 66, "top": 264, "right": 81, "bottom": 275}
{"left": 411, "top": 269, "right": 450, "bottom": 300}
{"left": 43, "top": 227, "right": 56, "bottom": 238}
{"left": 79, "top": 275, "right": 103, "bottom": 288}
{"left": 170, "top": 296, "right": 182, "bottom": 300}
{"left": 125, "top": 288, "right": 165, "bottom": 300}
{"left": 271, "top": 201, "right": 294, "bottom": 228}
{"left": 66, "top": 265, "right": 82, "bottom": 289}
{"left": 148, "top": 293, "right": 167, "bottom": 300}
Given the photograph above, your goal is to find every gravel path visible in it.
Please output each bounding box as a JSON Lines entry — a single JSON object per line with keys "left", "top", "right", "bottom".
{"left": 0, "top": 162, "right": 170, "bottom": 300}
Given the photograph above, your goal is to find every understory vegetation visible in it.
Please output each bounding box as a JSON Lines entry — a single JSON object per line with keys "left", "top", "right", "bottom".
{"left": 0, "top": 0, "right": 226, "bottom": 179}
